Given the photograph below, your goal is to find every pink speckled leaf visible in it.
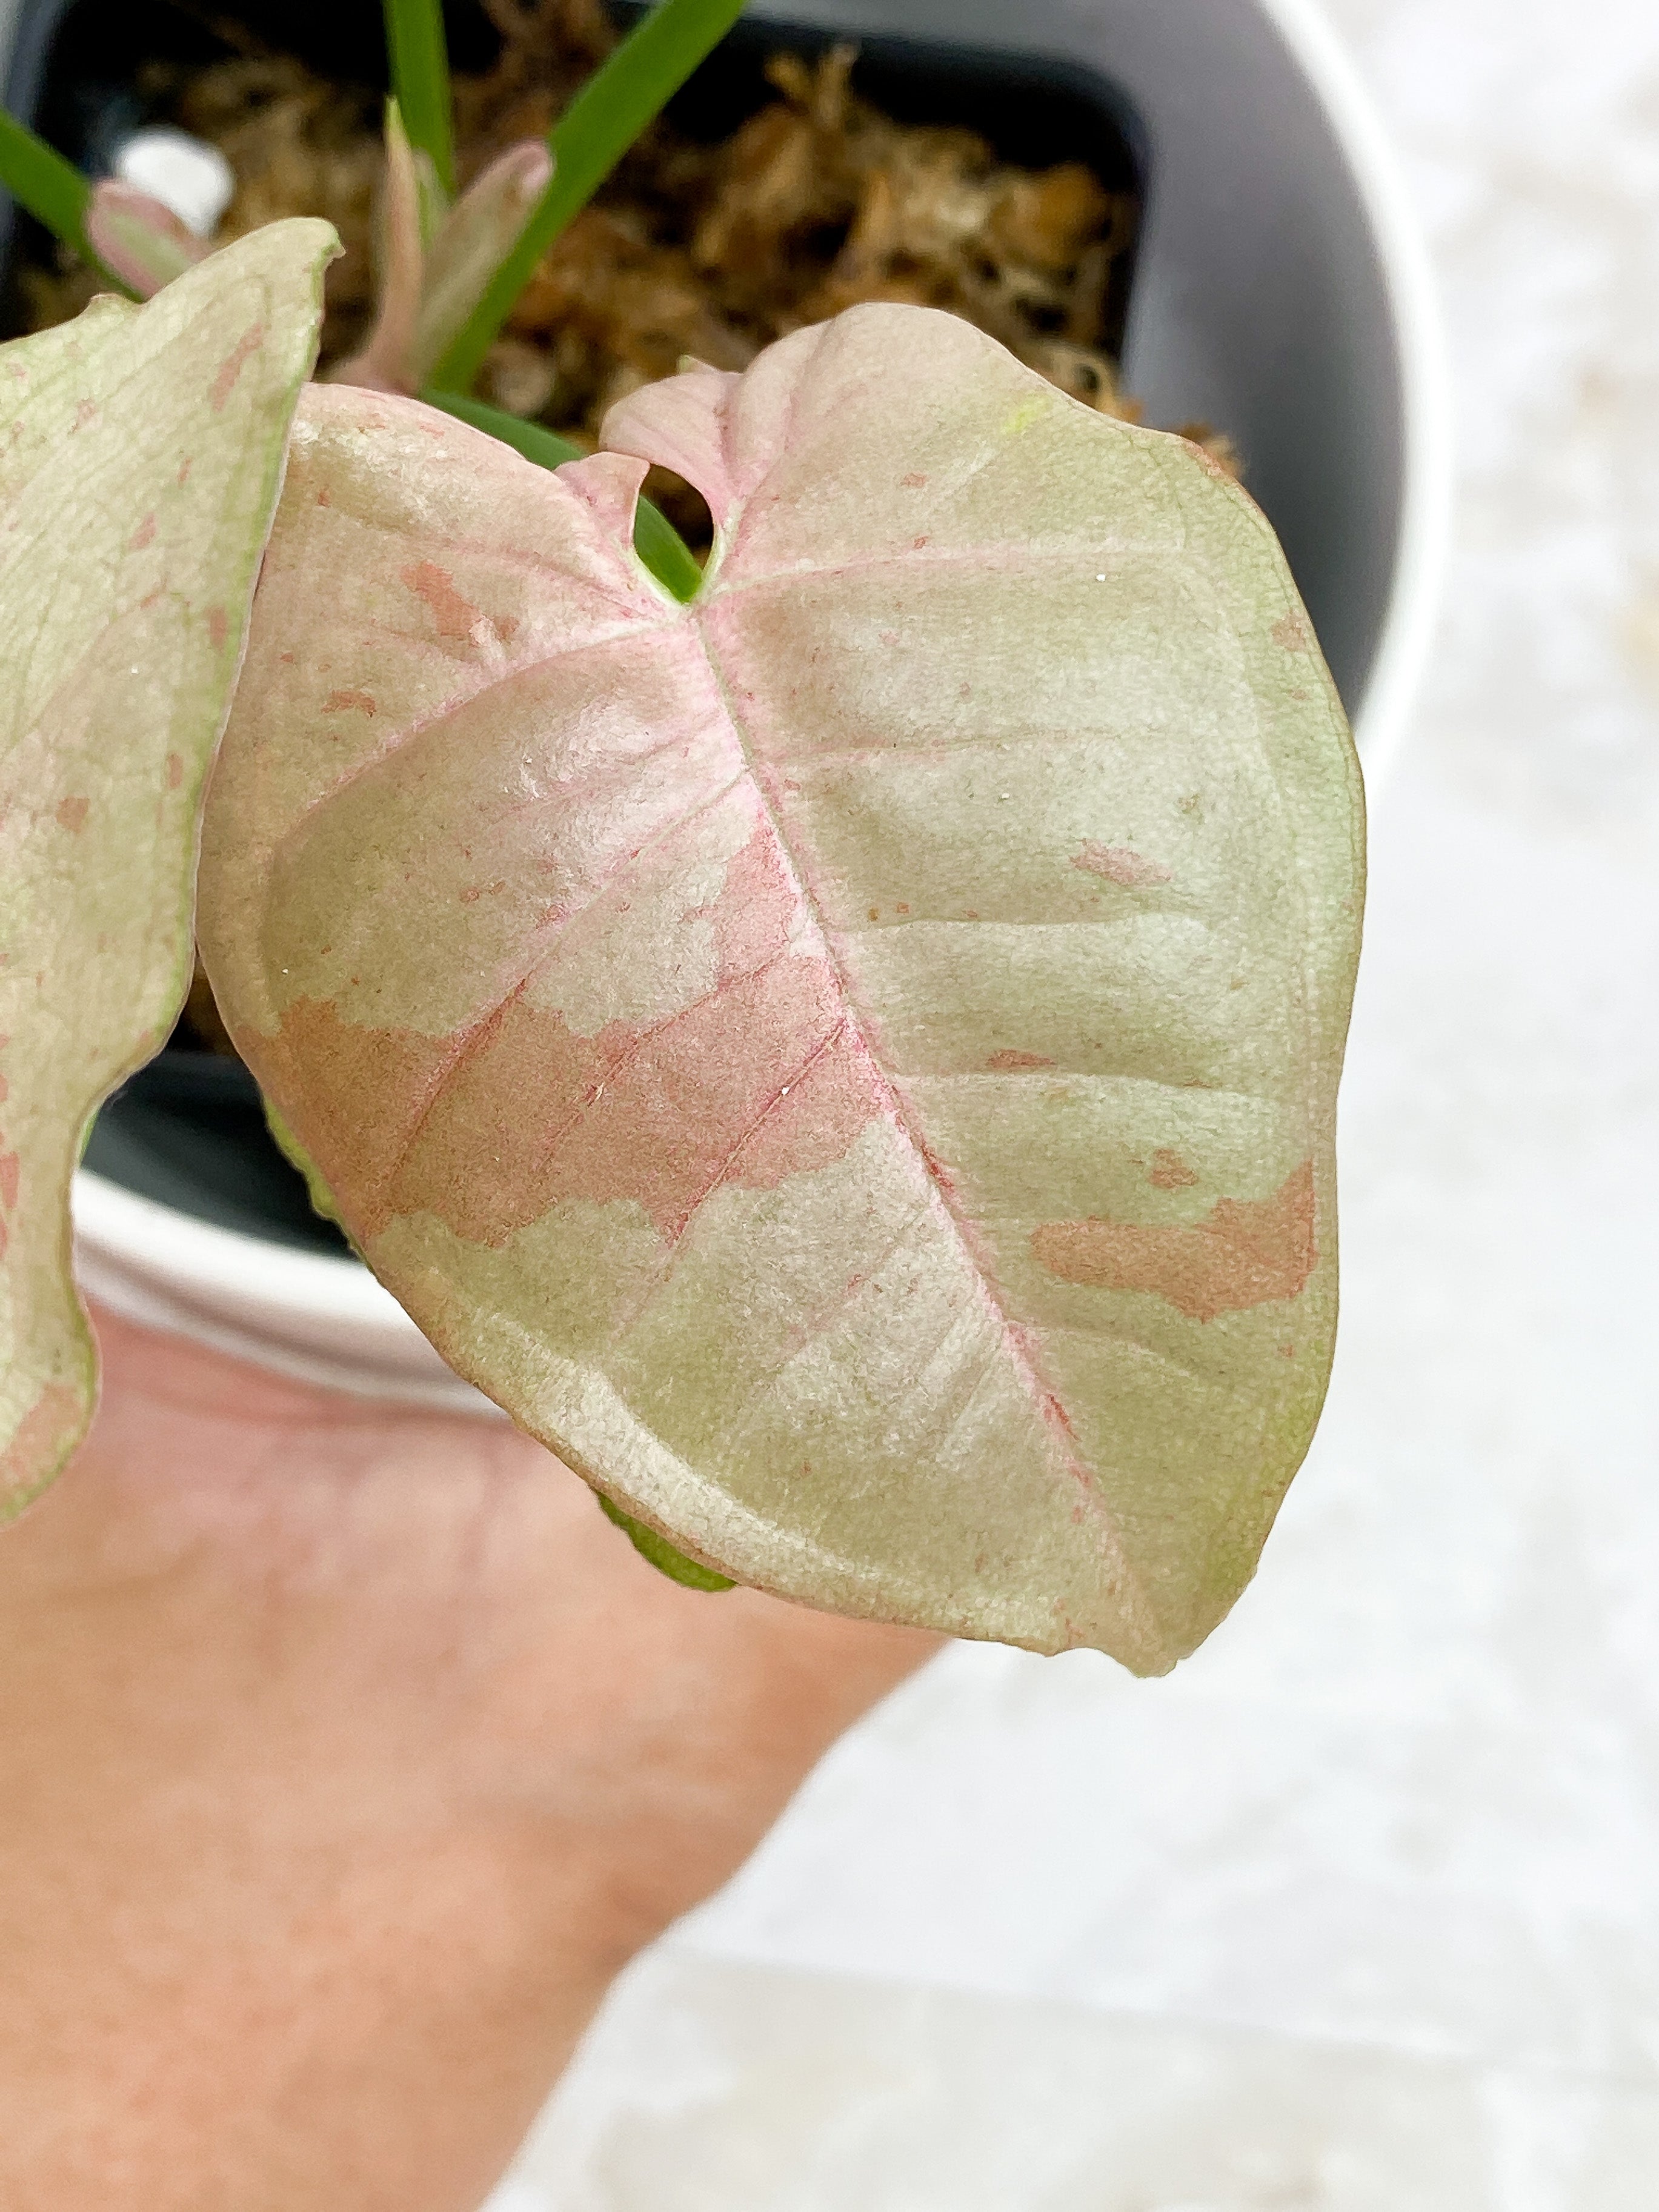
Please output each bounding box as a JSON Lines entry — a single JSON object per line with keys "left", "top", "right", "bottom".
{"left": 84, "top": 179, "right": 209, "bottom": 299}
{"left": 0, "top": 221, "right": 335, "bottom": 1516}
{"left": 198, "top": 305, "right": 1364, "bottom": 1668}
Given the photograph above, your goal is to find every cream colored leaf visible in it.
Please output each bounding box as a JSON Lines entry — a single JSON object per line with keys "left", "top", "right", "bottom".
{"left": 0, "top": 219, "right": 336, "bottom": 1516}
{"left": 198, "top": 305, "right": 1364, "bottom": 1669}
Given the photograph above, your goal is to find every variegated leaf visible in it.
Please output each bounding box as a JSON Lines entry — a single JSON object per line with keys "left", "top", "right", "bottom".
{"left": 0, "top": 220, "right": 336, "bottom": 1515}
{"left": 198, "top": 305, "right": 1364, "bottom": 1669}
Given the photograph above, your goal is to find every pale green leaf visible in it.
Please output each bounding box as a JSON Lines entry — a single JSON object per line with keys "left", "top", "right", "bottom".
{"left": 198, "top": 305, "right": 1364, "bottom": 1669}
{"left": 0, "top": 220, "right": 337, "bottom": 1516}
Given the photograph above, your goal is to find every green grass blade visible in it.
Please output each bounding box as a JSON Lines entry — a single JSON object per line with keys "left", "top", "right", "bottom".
{"left": 431, "top": 0, "right": 746, "bottom": 392}
{"left": 0, "top": 110, "right": 134, "bottom": 294}
{"left": 382, "top": 0, "right": 456, "bottom": 198}
{"left": 627, "top": 485, "right": 707, "bottom": 604}
{"left": 423, "top": 386, "right": 705, "bottom": 602}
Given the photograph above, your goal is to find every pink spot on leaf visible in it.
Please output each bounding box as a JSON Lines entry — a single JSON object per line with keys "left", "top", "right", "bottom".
{"left": 1148, "top": 1148, "right": 1199, "bottom": 1191}
{"left": 211, "top": 322, "right": 265, "bottom": 413}
{"left": 274, "top": 820, "right": 885, "bottom": 1246}
{"left": 1074, "top": 840, "right": 1172, "bottom": 889}
{"left": 1031, "top": 1161, "right": 1317, "bottom": 1322}
{"left": 401, "top": 560, "right": 484, "bottom": 643}
{"left": 55, "top": 795, "right": 88, "bottom": 834}
{"left": 323, "top": 690, "right": 377, "bottom": 717}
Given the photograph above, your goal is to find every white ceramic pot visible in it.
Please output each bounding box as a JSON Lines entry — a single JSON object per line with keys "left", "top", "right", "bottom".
{"left": 48, "top": 0, "right": 1450, "bottom": 1407}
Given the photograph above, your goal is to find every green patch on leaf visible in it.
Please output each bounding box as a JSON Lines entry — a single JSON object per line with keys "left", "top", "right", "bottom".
{"left": 597, "top": 1493, "right": 737, "bottom": 1592}
{"left": 264, "top": 1098, "right": 357, "bottom": 1247}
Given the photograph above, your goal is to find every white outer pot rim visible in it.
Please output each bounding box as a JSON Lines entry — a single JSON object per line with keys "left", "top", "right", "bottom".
{"left": 73, "top": 0, "right": 1452, "bottom": 1403}
{"left": 73, "top": 1176, "right": 495, "bottom": 1410}
{"left": 1257, "top": 0, "right": 1453, "bottom": 782}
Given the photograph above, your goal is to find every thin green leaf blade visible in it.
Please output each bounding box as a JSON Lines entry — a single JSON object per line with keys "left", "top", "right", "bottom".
{"left": 421, "top": 385, "right": 585, "bottom": 468}
{"left": 382, "top": 0, "right": 456, "bottom": 198}
{"left": 0, "top": 220, "right": 336, "bottom": 1515}
{"left": 0, "top": 108, "right": 134, "bottom": 294}
{"left": 432, "top": 0, "right": 746, "bottom": 391}
{"left": 623, "top": 481, "right": 707, "bottom": 606}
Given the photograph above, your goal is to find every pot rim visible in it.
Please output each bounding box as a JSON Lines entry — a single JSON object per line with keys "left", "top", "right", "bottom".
{"left": 73, "top": 1174, "right": 494, "bottom": 1399}
{"left": 1253, "top": 0, "right": 1452, "bottom": 783}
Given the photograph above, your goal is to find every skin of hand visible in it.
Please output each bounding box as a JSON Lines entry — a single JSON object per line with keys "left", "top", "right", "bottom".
{"left": 0, "top": 1307, "right": 938, "bottom": 2212}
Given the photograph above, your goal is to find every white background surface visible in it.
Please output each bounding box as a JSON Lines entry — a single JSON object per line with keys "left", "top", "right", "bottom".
{"left": 493, "top": 0, "right": 1659, "bottom": 2200}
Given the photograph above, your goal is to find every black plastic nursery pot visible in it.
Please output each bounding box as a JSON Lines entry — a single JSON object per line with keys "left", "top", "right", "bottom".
{"left": 1, "top": 0, "right": 1437, "bottom": 1393}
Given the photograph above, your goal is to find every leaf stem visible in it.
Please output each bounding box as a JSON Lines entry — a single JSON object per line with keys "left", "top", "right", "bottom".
{"left": 423, "top": 386, "right": 705, "bottom": 602}
{"left": 0, "top": 110, "right": 135, "bottom": 295}
{"left": 382, "top": 0, "right": 456, "bottom": 198}
{"left": 431, "top": 0, "right": 746, "bottom": 392}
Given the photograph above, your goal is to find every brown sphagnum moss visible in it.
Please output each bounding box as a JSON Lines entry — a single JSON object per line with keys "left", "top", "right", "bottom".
{"left": 16, "top": 0, "right": 1234, "bottom": 546}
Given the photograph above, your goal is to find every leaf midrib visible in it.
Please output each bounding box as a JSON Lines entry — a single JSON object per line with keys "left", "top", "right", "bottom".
{"left": 679, "top": 600, "right": 1149, "bottom": 1589}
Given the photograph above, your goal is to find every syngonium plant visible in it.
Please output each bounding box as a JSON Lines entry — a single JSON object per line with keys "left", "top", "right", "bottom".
{"left": 0, "top": 0, "right": 1363, "bottom": 1672}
